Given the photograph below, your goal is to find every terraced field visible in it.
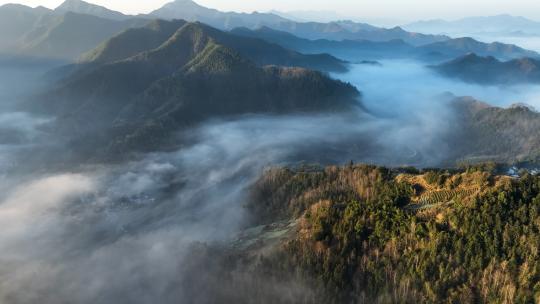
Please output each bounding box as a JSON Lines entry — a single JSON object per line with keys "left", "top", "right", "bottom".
{"left": 416, "top": 187, "right": 479, "bottom": 205}
{"left": 404, "top": 187, "right": 479, "bottom": 211}
{"left": 396, "top": 172, "right": 483, "bottom": 211}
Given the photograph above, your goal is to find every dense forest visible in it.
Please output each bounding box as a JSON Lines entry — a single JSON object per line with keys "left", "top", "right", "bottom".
{"left": 211, "top": 163, "right": 540, "bottom": 304}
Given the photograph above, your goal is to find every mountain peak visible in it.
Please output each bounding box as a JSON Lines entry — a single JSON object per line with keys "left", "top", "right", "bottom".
{"left": 461, "top": 52, "right": 481, "bottom": 59}
{"left": 0, "top": 3, "right": 48, "bottom": 13}
{"left": 151, "top": 0, "right": 219, "bottom": 23}
{"left": 56, "top": 0, "right": 92, "bottom": 10}
{"left": 81, "top": 18, "right": 346, "bottom": 74}
{"left": 169, "top": 0, "right": 200, "bottom": 6}
{"left": 452, "top": 52, "right": 499, "bottom": 64}
{"left": 434, "top": 53, "right": 540, "bottom": 85}
{"left": 454, "top": 37, "right": 477, "bottom": 42}
{"left": 510, "top": 103, "right": 538, "bottom": 112}
{"left": 161, "top": 0, "right": 208, "bottom": 10}
{"left": 55, "top": 0, "right": 128, "bottom": 20}
{"left": 0, "top": 3, "right": 30, "bottom": 9}
{"left": 184, "top": 42, "right": 254, "bottom": 75}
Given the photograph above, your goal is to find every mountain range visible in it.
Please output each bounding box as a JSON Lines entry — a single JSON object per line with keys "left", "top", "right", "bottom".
{"left": 17, "top": 12, "right": 147, "bottom": 60}
{"left": 148, "top": 0, "right": 448, "bottom": 45}
{"left": 231, "top": 27, "right": 539, "bottom": 61}
{"left": 3, "top": 1, "right": 540, "bottom": 303}
{"left": 268, "top": 10, "right": 352, "bottom": 23}
{"left": 78, "top": 19, "right": 346, "bottom": 72}
{"left": 4, "top": 0, "right": 540, "bottom": 164}
{"left": 149, "top": 0, "right": 288, "bottom": 30}
{"left": 2, "top": 0, "right": 539, "bottom": 64}
{"left": 0, "top": 4, "right": 50, "bottom": 49}
{"left": 404, "top": 14, "right": 540, "bottom": 37}
{"left": 27, "top": 20, "right": 360, "bottom": 160}
{"left": 0, "top": 2, "right": 148, "bottom": 60}
{"left": 54, "top": 0, "right": 129, "bottom": 20}
{"left": 231, "top": 26, "right": 416, "bottom": 61}
{"left": 0, "top": 0, "right": 448, "bottom": 48}
{"left": 0, "top": 0, "right": 453, "bottom": 62}
{"left": 433, "top": 53, "right": 540, "bottom": 84}
{"left": 417, "top": 37, "right": 539, "bottom": 60}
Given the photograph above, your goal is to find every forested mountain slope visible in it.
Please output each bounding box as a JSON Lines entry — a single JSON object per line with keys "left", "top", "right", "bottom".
{"left": 200, "top": 164, "right": 540, "bottom": 303}
{"left": 27, "top": 22, "right": 360, "bottom": 160}
{"left": 434, "top": 53, "right": 540, "bottom": 84}
{"left": 449, "top": 97, "right": 540, "bottom": 163}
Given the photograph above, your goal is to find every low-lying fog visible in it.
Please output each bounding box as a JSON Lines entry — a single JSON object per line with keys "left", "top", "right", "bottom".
{"left": 1, "top": 59, "right": 539, "bottom": 303}
{"left": 338, "top": 60, "right": 540, "bottom": 114}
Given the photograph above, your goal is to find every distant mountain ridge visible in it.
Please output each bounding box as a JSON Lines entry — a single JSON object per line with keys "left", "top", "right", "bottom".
{"left": 0, "top": 1, "right": 148, "bottom": 60}
{"left": 433, "top": 53, "right": 540, "bottom": 84}
{"left": 54, "top": 0, "right": 129, "bottom": 20}
{"left": 18, "top": 12, "right": 147, "bottom": 60}
{"left": 2, "top": 0, "right": 447, "bottom": 49}
{"left": 231, "top": 26, "right": 415, "bottom": 61}
{"left": 404, "top": 15, "right": 540, "bottom": 36}
{"left": 269, "top": 9, "right": 353, "bottom": 23}
{"left": 418, "top": 37, "right": 539, "bottom": 60}
{"left": 231, "top": 27, "right": 539, "bottom": 62}
{"left": 150, "top": 0, "right": 288, "bottom": 29}
{"left": 149, "top": 0, "right": 448, "bottom": 45}
{"left": 0, "top": 4, "right": 52, "bottom": 49}
{"left": 0, "top": 0, "right": 448, "bottom": 62}
{"left": 2, "top": 0, "right": 536, "bottom": 66}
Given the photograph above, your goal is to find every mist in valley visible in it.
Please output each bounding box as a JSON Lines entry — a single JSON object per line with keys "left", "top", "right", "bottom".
{"left": 1, "top": 54, "right": 540, "bottom": 303}
{"left": 338, "top": 60, "right": 540, "bottom": 112}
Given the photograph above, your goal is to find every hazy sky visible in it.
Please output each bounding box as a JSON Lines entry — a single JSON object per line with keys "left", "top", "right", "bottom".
{"left": 3, "top": 0, "right": 540, "bottom": 23}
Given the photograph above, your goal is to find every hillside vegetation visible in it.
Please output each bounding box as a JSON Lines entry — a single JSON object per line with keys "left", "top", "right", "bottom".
{"left": 78, "top": 20, "right": 347, "bottom": 71}
{"left": 236, "top": 164, "right": 540, "bottom": 303}
{"left": 450, "top": 97, "right": 540, "bottom": 164}
{"left": 28, "top": 21, "right": 359, "bottom": 161}
{"left": 434, "top": 53, "right": 540, "bottom": 84}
